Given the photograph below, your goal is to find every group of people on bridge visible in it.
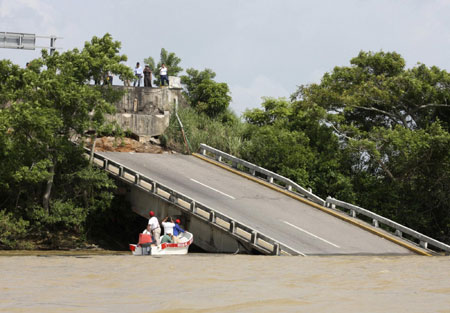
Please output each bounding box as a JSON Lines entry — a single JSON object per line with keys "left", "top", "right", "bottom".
{"left": 130, "top": 62, "right": 169, "bottom": 88}
{"left": 143, "top": 210, "right": 185, "bottom": 247}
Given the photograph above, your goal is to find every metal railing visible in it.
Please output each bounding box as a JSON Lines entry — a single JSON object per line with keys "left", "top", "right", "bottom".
{"left": 326, "top": 197, "right": 450, "bottom": 254}
{"left": 198, "top": 144, "right": 325, "bottom": 206}
{"left": 198, "top": 143, "right": 450, "bottom": 255}
{"left": 85, "top": 147, "right": 302, "bottom": 256}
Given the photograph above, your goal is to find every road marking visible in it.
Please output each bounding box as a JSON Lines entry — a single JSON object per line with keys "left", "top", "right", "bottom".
{"left": 190, "top": 178, "right": 236, "bottom": 200}
{"left": 282, "top": 220, "right": 340, "bottom": 248}
{"left": 280, "top": 243, "right": 307, "bottom": 256}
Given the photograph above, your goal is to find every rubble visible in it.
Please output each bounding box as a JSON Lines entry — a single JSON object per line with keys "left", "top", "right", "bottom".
{"left": 91, "top": 136, "right": 172, "bottom": 154}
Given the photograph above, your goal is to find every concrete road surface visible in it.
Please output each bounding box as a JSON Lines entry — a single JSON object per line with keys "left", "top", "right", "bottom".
{"left": 100, "top": 152, "right": 412, "bottom": 255}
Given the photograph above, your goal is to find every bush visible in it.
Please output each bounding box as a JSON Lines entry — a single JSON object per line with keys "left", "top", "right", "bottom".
{"left": 0, "top": 210, "right": 30, "bottom": 249}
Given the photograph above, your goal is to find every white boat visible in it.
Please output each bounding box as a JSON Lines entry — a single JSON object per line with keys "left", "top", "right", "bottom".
{"left": 129, "top": 231, "right": 194, "bottom": 256}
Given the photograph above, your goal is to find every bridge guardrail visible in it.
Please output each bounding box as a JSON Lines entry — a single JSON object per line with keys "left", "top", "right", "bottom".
{"left": 84, "top": 147, "right": 302, "bottom": 256}
{"left": 199, "top": 143, "right": 325, "bottom": 206}
{"left": 326, "top": 197, "right": 450, "bottom": 254}
{"left": 199, "top": 143, "right": 450, "bottom": 255}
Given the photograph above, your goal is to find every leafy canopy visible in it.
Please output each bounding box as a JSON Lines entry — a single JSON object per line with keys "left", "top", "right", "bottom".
{"left": 0, "top": 33, "right": 132, "bottom": 248}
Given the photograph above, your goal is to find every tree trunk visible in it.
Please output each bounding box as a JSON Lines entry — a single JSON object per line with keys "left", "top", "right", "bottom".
{"left": 89, "top": 133, "right": 97, "bottom": 165}
{"left": 42, "top": 163, "right": 55, "bottom": 213}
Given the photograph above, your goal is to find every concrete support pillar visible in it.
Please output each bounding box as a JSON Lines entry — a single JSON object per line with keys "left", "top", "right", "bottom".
{"left": 273, "top": 243, "right": 280, "bottom": 256}
{"left": 229, "top": 221, "right": 235, "bottom": 234}
{"left": 420, "top": 240, "right": 428, "bottom": 249}
{"left": 251, "top": 231, "right": 257, "bottom": 244}
{"left": 134, "top": 174, "right": 140, "bottom": 185}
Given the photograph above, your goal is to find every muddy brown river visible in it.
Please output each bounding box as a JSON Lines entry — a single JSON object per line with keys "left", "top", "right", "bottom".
{"left": 0, "top": 252, "right": 449, "bottom": 312}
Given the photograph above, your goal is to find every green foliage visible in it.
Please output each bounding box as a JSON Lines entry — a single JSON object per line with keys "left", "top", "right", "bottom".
{"left": 241, "top": 125, "right": 313, "bottom": 186}
{"left": 0, "top": 33, "right": 130, "bottom": 249}
{"left": 164, "top": 106, "right": 244, "bottom": 156}
{"left": 0, "top": 210, "right": 30, "bottom": 249}
{"left": 144, "top": 48, "right": 183, "bottom": 85}
{"left": 243, "top": 97, "right": 354, "bottom": 199}
{"left": 293, "top": 50, "right": 450, "bottom": 242}
{"left": 181, "top": 68, "right": 232, "bottom": 118}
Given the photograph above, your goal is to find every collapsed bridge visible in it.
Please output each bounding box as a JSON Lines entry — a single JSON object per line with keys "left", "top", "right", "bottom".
{"left": 87, "top": 144, "right": 450, "bottom": 256}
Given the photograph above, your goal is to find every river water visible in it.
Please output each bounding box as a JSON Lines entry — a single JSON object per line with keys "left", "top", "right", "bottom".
{"left": 0, "top": 252, "right": 449, "bottom": 313}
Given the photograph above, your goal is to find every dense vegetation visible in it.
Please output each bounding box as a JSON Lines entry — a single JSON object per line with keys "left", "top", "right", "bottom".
{"left": 1, "top": 34, "right": 449, "bottom": 249}
{"left": 166, "top": 51, "right": 450, "bottom": 244}
{"left": 0, "top": 34, "right": 138, "bottom": 249}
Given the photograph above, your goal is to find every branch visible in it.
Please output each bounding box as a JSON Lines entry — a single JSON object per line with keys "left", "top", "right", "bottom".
{"left": 376, "top": 159, "right": 396, "bottom": 181}
{"left": 410, "top": 103, "right": 450, "bottom": 114}
{"left": 330, "top": 123, "right": 396, "bottom": 180}
{"left": 353, "top": 105, "right": 409, "bottom": 128}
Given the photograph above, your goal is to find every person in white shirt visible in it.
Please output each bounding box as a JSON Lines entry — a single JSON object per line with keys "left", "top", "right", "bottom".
{"left": 148, "top": 210, "right": 161, "bottom": 245}
{"left": 133, "top": 62, "right": 143, "bottom": 87}
{"left": 142, "top": 224, "right": 152, "bottom": 235}
{"left": 159, "top": 64, "right": 169, "bottom": 86}
{"left": 161, "top": 216, "right": 175, "bottom": 235}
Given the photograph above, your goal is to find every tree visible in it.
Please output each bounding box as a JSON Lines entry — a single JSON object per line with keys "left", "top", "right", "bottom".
{"left": 144, "top": 48, "right": 183, "bottom": 85}
{"left": 293, "top": 50, "right": 450, "bottom": 242}
{"left": 293, "top": 51, "right": 450, "bottom": 132}
{"left": 243, "top": 97, "right": 354, "bottom": 199}
{"left": 181, "top": 68, "right": 232, "bottom": 118}
{"left": 0, "top": 34, "right": 133, "bottom": 248}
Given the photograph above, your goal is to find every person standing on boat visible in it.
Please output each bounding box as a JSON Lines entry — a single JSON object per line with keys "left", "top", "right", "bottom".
{"left": 173, "top": 219, "right": 185, "bottom": 240}
{"left": 148, "top": 211, "right": 161, "bottom": 246}
{"left": 161, "top": 216, "right": 175, "bottom": 236}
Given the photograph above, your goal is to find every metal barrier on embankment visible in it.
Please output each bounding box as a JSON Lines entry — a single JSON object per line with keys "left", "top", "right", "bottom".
{"left": 195, "top": 143, "right": 450, "bottom": 255}
{"left": 84, "top": 147, "right": 300, "bottom": 256}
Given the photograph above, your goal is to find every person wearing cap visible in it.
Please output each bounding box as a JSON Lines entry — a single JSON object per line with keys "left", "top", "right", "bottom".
{"left": 148, "top": 211, "right": 161, "bottom": 246}
{"left": 173, "top": 219, "right": 185, "bottom": 239}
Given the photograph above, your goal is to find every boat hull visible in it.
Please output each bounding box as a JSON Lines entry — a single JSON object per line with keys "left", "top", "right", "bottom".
{"left": 130, "top": 231, "right": 193, "bottom": 256}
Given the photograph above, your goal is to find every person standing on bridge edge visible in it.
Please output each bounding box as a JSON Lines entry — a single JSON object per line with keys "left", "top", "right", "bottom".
{"left": 148, "top": 211, "right": 161, "bottom": 246}
{"left": 159, "top": 63, "right": 169, "bottom": 86}
{"left": 143, "top": 65, "right": 152, "bottom": 87}
{"left": 133, "top": 62, "right": 143, "bottom": 87}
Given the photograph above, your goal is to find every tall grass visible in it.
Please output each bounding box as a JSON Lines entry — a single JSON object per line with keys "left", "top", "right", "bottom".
{"left": 164, "top": 106, "right": 245, "bottom": 156}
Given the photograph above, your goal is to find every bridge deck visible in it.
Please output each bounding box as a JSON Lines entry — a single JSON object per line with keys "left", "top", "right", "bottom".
{"left": 100, "top": 152, "right": 412, "bottom": 255}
